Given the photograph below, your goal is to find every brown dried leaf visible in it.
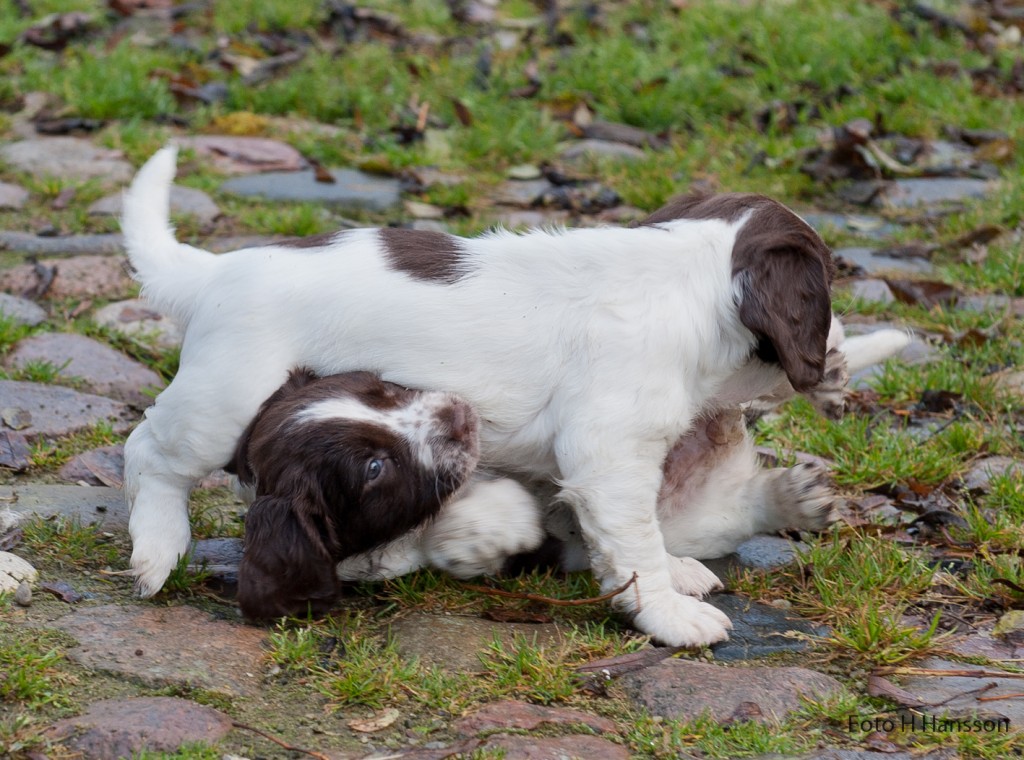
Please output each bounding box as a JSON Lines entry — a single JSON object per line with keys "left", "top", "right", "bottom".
{"left": 884, "top": 279, "right": 960, "bottom": 308}
{"left": 451, "top": 98, "right": 473, "bottom": 127}
{"left": 22, "top": 12, "right": 93, "bottom": 51}
{"left": 0, "top": 430, "right": 31, "bottom": 471}
{"left": 867, "top": 673, "right": 927, "bottom": 707}
{"left": 40, "top": 580, "right": 85, "bottom": 603}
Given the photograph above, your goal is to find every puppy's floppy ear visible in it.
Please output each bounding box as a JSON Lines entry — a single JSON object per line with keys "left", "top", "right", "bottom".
{"left": 734, "top": 232, "right": 832, "bottom": 392}
{"left": 237, "top": 495, "right": 342, "bottom": 620}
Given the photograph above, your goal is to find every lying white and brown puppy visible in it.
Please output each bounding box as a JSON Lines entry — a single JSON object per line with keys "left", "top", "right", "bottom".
{"left": 338, "top": 323, "right": 910, "bottom": 582}
{"left": 124, "top": 146, "right": 839, "bottom": 646}
{"left": 227, "top": 369, "right": 494, "bottom": 619}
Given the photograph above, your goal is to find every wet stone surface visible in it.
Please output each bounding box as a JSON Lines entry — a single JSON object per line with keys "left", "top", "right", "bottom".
{"left": 0, "top": 180, "right": 30, "bottom": 210}
{"left": 708, "top": 593, "right": 826, "bottom": 662}
{"left": 0, "top": 292, "right": 47, "bottom": 326}
{"left": 221, "top": 168, "right": 402, "bottom": 212}
{"left": 389, "top": 612, "right": 564, "bottom": 673}
{"left": 44, "top": 697, "right": 234, "bottom": 760}
{"left": 89, "top": 184, "right": 221, "bottom": 225}
{"left": 0, "top": 137, "right": 133, "bottom": 183}
{"left": 50, "top": 604, "right": 268, "bottom": 697}
{"left": 619, "top": 658, "right": 844, "bottom": 723}
{"left": 835, "top": 247, "right": 934, "bottom": 275}
{"left": 92, "top": 298, "right": 183, "bottom": 350}
{"left": 0, "top": 380, "right": 133, "bottom": 440}
{"left": 5, "top": 332, "right": 164, "bottom": 408}
{"left": 0, "top": 231, "right": 125, "bottom": 256}
{"left": 0, "top": 483, "right": 128, "bottom": 528}
{"left": 0, "top": 254, "right": 134, "bottom": 299}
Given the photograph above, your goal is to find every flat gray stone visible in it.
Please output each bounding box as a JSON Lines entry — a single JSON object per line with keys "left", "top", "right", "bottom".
{"left": 835, "top": 247, "right": 933, "bottom": 275}
{"left": 0, "top": 380, "right": 133, "bottom": 441}
{"left": 177, "top": 135, "right": 306, "bottom": 175}
{"left": 92, "top": 299, "right": 182, "bottom": 350}
{"left": 0, "top": 255, "right": 134, "bottom": 300}
{"left": 89, "top": 185, "right": 221, "bottom": 225}
{"left": 881, "top": 178, "right": 994, "bottom": 209}
{"left": 708, "top": 593, "right": 826, "bottom": 662}
{"left": 221, "top": 168, "right": 401, "bottom": 212}
{"left": 958, "top": 293, "right": 1024, "bottom": 316}
{"left": 190, "top": 537, "right": 243, "bottom": 583}
{"left": 5, "top": 333, "right": 164, "bottom": 408}
{"left": 479, "top": 734, "right": 629, "bottom": 759}
{"left": 845, "top": 278, "right": 895, "bottom": 304}
{"left": 454, "top": 700, "right": 616, "bottom": 736}
{"left": 802, "top": 212, "right": 899, "bottom": 240}
{"left": 0, "top": 138, "right": 132, "bottom": 183}
{"left": 389, "top": 612, "right": 563, "bottom": 673}
{"left": 899, "top": 657, "right": 1024, "bottom": 724}
{"left": 0, "top": 231, "right": 124, "bottom": 256}
{"left": 0, "top": 483, "right": 128, "bottom": 529}
{"left": 0, "top": 181, "right": 30, "bottom": 210}
{"left": 492, "top": 178, "right": 553, "bottom": 207}
{"left": 960, "top": 456, "right": 1024, "bottom": 492}
{"left": 58, "top": 444, "right": 124, "bottom": 487}
{"left": 45, "top": 697, "right": 232, "bottom": 759}
{"left": 488, "top": 208, "right": 571, "bottom": 230}
{"left": 0, "top": 293, "right": 46, "bottom": 326}
{"left": 559, "top": 138, "right": 646, "bottom": 163}
{"left": 703, "top": 535, "right": 806, "bottom": 579}
{"left": 51, "top": 604, "right": 267, "bottom": 697}
{"left": 620, "top": 659, "right": 843, "bottom": 723}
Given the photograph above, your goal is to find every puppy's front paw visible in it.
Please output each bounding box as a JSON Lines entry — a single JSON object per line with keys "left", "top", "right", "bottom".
{"left": 130, "top": 541, "right": 184, "bottom": 598}
{"left": 668, "top": 555, "right": 723, "bottom": 597}
{"left": 779, "top": 462, "right": 839, "bottom": 532}
{"left": 632, "top": 591, "right": 732, "bottom": 647}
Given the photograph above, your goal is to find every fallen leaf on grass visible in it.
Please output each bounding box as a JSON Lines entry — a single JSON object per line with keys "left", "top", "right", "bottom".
{"left": 884, "top": 279, "right": 960, "bottom": 308}
{"left": 348, "top": 708, "right": 400, "bottom": 733}
{"left": 867, "top": 672, "right": 927, "bottom": 707}
{"left": 0, "top": 431, "right": 31, "bottom": 472}
{"left": 40, "top": 580, "right": 85, "bottom": 603}
{"left": 22, "top": 12, "right": 93, "bottom": 51}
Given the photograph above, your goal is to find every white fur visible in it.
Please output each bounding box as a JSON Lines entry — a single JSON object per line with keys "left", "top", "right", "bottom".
{"left": 123, "top": 147, "right": 830, "bottom": 646}
{"left": 341, "top": 322, "right": 907, "bottom": 582}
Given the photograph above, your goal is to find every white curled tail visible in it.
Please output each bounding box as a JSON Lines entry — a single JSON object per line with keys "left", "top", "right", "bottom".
{"left": 121, "top": 146, "right": 216, "bottom": 327}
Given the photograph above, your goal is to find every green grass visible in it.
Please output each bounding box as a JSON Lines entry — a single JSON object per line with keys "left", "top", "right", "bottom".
{"left": 1, "top": 0, "right": 1024, "bottom": 756}
{"left": 18, "top": 514, "right": 120, "bottom": 570}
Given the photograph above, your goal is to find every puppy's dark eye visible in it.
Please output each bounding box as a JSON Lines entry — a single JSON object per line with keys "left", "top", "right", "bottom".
{"left": 366, "top": 458, "right": 385, "bottom": 482}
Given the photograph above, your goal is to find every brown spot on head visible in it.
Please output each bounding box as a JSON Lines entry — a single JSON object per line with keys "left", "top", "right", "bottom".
{"left": 379, "top": 227, "right": 466, "bottom": 284}
{"left": 643, "top": 193, "right": 834, "bottom": 391}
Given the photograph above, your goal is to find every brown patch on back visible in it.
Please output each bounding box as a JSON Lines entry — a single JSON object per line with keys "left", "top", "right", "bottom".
{"left": 642, "top": 193, "right": 835, "bottom": 391}
{"left": 276, "top": 230, "right": 352, "bottom": 249}
{"left": 379, "top": 227, "right": 466, "bottom": 284}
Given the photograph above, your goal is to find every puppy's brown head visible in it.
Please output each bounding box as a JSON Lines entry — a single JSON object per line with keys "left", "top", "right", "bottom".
{"left": 642, "top": 193, "right": 834, "bottom": 391}
{"left": 229, "top": 369, "right": 480, "bottom": 620}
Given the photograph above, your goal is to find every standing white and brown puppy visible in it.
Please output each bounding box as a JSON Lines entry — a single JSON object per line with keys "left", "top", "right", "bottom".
{"left": 122, "top": 147, "right": 835, "bottom": 647}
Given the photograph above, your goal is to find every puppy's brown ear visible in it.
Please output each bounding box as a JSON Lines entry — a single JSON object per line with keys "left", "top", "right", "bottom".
{"left": 237, "top": 496, "right": 342, "bottom": 620}
{"left": 734, "top": 233, "right": 832, "bottom": 392}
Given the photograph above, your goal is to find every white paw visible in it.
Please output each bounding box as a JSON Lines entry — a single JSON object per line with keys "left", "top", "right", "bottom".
{"left": 668, "top": 555, "right": 723, "bottom": 596}
{"left": 632, "top": 590, "right": 732, "bottom": 647}
{"left": 130, "top": 540, "right": 185, "bottom": 597}
{"left": 780, "top": 462, "right": 839, "bottom": 531}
